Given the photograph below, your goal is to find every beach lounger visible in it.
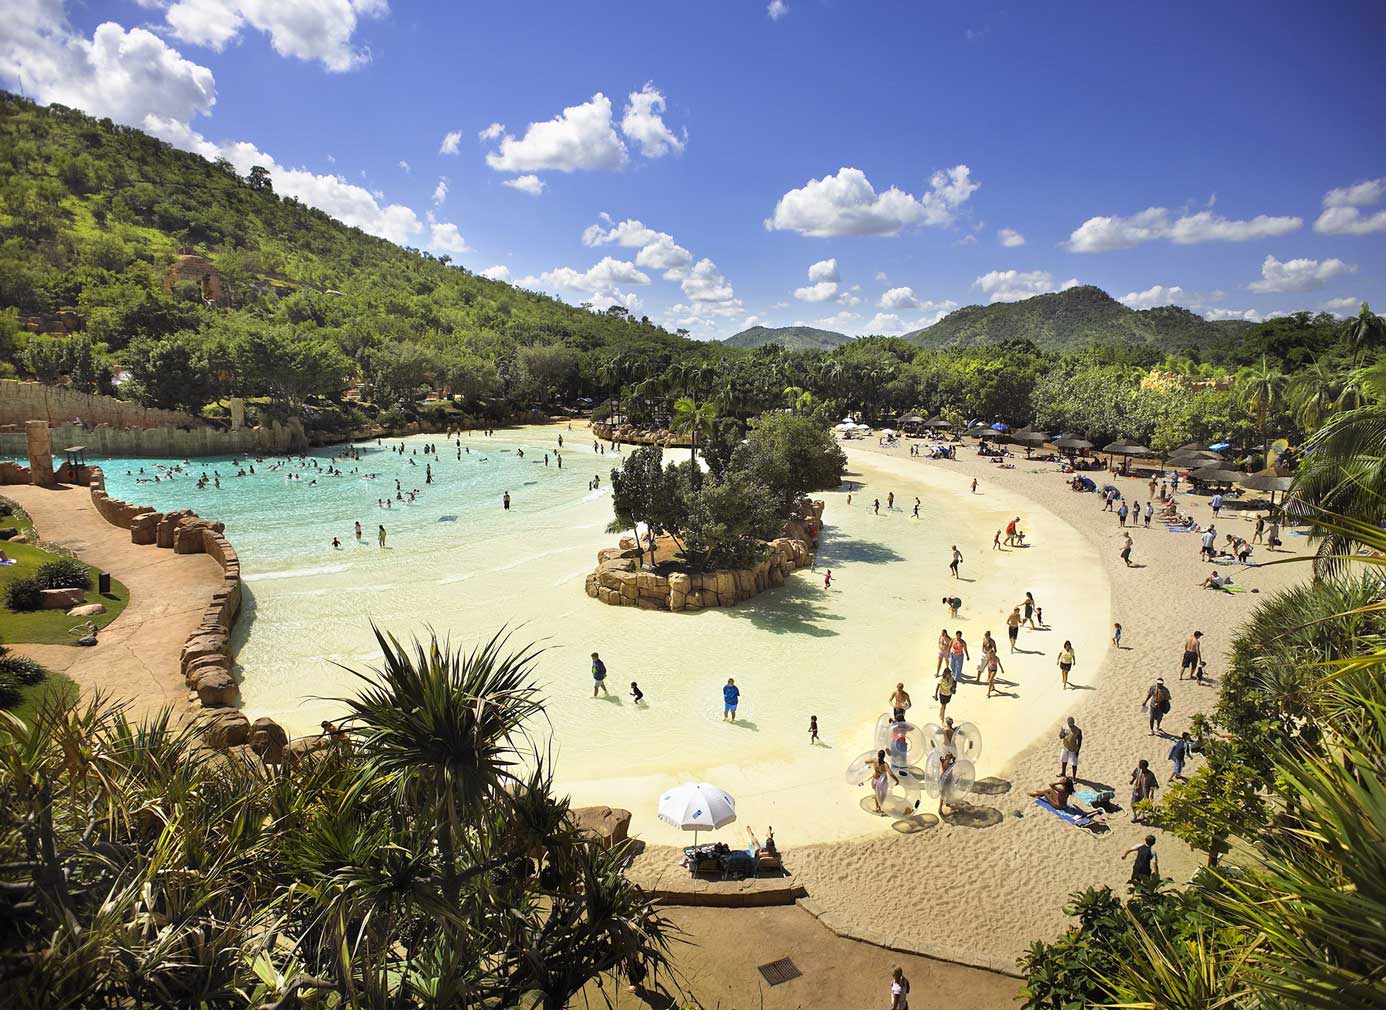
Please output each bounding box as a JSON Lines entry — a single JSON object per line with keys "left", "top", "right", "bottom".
{"left": 1217, "top": 584, "right": 1248, "bottom": 593}
{"left": 1074, "top": 786, "right": 1115, "bottom": 807}
{"left": 1034, "top": 797, "right": 1103, "bottom": 828}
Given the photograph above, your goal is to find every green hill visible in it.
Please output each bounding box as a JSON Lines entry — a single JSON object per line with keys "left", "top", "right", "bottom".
{"left": 723, "top": 325, "right": 852, "bottom": 351}
{"left": 902, "top": 286, "right": 1253, "bottom": 352}
{"left": 0, "top": 92, "right": 692, "bottom": 411}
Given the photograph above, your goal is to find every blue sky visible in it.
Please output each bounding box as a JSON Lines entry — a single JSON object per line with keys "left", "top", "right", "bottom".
{"left": 4, "top": 0, "right": 1385, "bottom": 339}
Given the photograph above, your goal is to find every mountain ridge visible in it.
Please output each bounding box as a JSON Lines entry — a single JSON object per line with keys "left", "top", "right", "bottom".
{"left": 722, "top": 324, "right": 853, "bottom": 350}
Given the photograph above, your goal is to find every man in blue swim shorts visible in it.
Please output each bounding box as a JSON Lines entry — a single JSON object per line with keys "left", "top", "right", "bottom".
{"left": 723, "top": 678, "right": 740, "bottom": 722}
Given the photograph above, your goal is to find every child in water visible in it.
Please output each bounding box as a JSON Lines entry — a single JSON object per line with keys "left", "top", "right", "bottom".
{"left": 809, "top": 715, "right": 819, "bottom": 745}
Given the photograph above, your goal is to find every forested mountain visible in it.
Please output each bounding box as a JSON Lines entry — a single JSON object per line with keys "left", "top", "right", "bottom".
{"left": 0, "top": 93, "right": 694, "bottom": 412}
{"left": 723, "top": 325, "right": 852, "bottom": 351}
{"left": 903, "top": 286, "right": 1254, "bottom": 353}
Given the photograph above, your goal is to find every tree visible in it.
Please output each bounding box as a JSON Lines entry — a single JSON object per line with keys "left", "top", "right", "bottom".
{"left": 670, "top": 396, "right": 717, "bottom": 482}
{"left": 246, "top": 164, "right": 274, "bottom": 194}
{"left": 0, "top": 628, "right": 673, "bottom": 1009}
{"left": 730, "top": 412, "right": 846, "bottom": 513}
{"left": 1144, "top": 740, "right": 1268, "bottom": 866}
{"left": 1342, "top": 301, "right": 1386, "bottom": 364}
{"left": 124, "top": 332, "right": 220, "bottom": 412}
{"left": 682, "top": 471, "right": 779, "bottom": 570}
{"left": 1235, "top": 355, "right": 1287, "bottom": 463}
{"left": 607, "top": 444, "right": 686, "bottom": 566}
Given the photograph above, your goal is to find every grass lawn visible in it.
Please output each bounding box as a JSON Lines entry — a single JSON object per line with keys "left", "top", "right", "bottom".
{"left": 1, "top": 511, "right": 130, "bottom": 645}
{"left": 6, "top": 670, "right": 78, "bottom": 727}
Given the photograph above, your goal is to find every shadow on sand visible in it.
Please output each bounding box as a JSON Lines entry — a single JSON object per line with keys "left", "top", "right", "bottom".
{"left": 972, "top": 777, "right": 1012, "bottom": 796}
{"left": 943, "top": 802, "right": 1004, "bottom": 828}
{"left": 720, "top": 579, "right": 845, "bottom": 638}
{"left": 815, "top": 531, "right": 906, "bottom": 566}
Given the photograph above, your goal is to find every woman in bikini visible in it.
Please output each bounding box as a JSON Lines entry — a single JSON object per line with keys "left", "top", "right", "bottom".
{"left": 870, "top": 749, "right": 899, "bottom": 814}
{"left": 935, "top": 629, "right": 951, "bottom": 676}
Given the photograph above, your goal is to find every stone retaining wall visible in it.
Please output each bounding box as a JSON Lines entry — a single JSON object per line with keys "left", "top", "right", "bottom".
{"left": 0, "top": 379, "right": 198, "bottom": 429}
{"left": 0, "top": 416, "right": 306, "bottom": 459}
{"left": 584, "top": 500, "right": 825, "bottom": 612}
{"left": 591, "top": 422, "right": 692, "bottom": 448}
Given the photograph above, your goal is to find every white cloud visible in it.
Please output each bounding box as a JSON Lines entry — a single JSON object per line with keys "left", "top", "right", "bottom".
{"left": 998, "top": 227, "right": 1025, "bottom": 247}
{"left": 768, "top": 0, "right": 789, "bottom": 20}
{"left": 502, "top": 174, "right": 545, "bottom": 195}
{"left": 534, "top": 257, "right": 651, "bottom": 295}
{"left": 974, "top": 270, "right": 1079, "bottom": 303}
{"left": 879, "top": 286, "right": 920, "bottom": 309}
{"left": 0, "top": 16, "right": 217, "bottom": 132}
{"left": 681, "top": 258, "right": 737, "bottom": 304}
{"left": 765, "top": 164, "right": 979, "bottom": 237}
{"left": 582, "top": 216, "right": 693, "bottom": 277}
{"left": 163, "top": 0, "right": 387, "bottom": 72}
{"left": 439, "top": 129, "right": 461, "bottom": 155}
{"left": 1119, "top": 284, "right": 1189, "bottom": 310}
{"left": 397, "top": 159, "right": 409, "bottom": 172}
{"left": 479, "top": 265, "right": 511, "bottom": 282}
{"left": 1066, "top": 206, "right": 1302, "bottom": 252}
{"left": 838, "top": 291, "right": 862, "bottom": 306}
{"left": 1247, "top": 254, "right": 1356, "bottom": 294}
{"left": 429, "top": 221, "right": 468, "bottom": 254}
{"left": 432, "top": 176, "right": 447, "bottom": 205}
{"left": 1204, "top": 307, "right": 1275, "bottom": 323}
{"left": 794, "top": 281, "right": 838, "bottom": 303}
{"left": 794, "top": 258, "right": 841, "bottom": 302}
{"left": 1314, "top": 178, "right": 1386, "bottom": 235}
{"left": 807, "top": 310, "right": 861, "bottom": 331}
{"left": 874, "top": 271, "right": 889, "bottom": 282}
{"left": 620, "top": 82, "right": 685, "bottom": 158}
{"left": 485, "top": 93, "right": 627, "bottom": 173}
{"left": 478, "top": 122, "right": 505, "bottom": 141}
{"left": 863, "top": 312, "right": 906, "bottom": 334}
{"left": 1321, "top": 296, "right": 1361, "bottom": 316}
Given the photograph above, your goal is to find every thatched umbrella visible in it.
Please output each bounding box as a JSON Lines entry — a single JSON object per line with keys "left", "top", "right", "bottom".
{"left": 923, "top": 417, "right": 955, "bottom": 429}
{"left": 1013, "top": 430, "right": 1050, "bottom": 445}
{"left": 1192, "top": 466, "right": 1245, "bottom": 485}
{"left": 1167, "top": 450, "right": 1223, "bottom": 468}
{"left": 1103, "top": 441, "right": 1153, "bottom": 457}
{"left": 965, "top": 424, "right": 994, "bottom": 438}
{"left": 898, "top": 413, "right": 925, "bottom": 432}
{"left": 1054, "top": 436, "right": 1094, "bottom": 451}
{"left": 1240, "top": 473, "right": 1294, "bottom": 507}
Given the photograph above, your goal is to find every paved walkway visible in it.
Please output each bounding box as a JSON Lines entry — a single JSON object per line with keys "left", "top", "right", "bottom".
{"left": 2, "top": 482, "right": 224, "bottom": 723}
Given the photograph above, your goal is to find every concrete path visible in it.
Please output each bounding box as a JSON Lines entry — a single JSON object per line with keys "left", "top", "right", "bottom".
{"left": 2, "top": 482, "right": 224, "bottom": 723}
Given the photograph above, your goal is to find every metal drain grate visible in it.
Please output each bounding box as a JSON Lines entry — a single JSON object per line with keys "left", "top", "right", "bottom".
{"left": 757, "top": 957, "right": 802, "bottom": 986}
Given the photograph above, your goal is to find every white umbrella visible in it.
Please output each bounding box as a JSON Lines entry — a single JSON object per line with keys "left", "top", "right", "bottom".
{"left": 834, "top": 422, "right": 855, "bottom": 431}
{"left": 880, "top": 428, "right": 898, "bottom": 436}
{"left": 658, "top": 782, "right": 736, "bottom": 845}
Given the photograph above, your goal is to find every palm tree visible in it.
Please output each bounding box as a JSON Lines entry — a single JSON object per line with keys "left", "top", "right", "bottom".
{"left": 1289, "top": 357, "right": 1343, "bottom": 434}
{"left": 1236, "top": 355, "right": 1287, "bottom": 463}
{"left": 671, "top": 396, "right": 717, "bottom": 482}
{"left": 1342, "top": 301, "right": 1386, "bottom": 364}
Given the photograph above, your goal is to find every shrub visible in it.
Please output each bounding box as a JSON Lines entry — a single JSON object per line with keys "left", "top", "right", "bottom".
{"left": 0, "top": 671, "right": 20, "bottom": 710}
{"left": 34, "top": 557, "right": 91, "bottom": 591}
{"left": 0, "top": 655, "right": 45, "bottom": 685}
{"left": 3, "top": 576, "right": 42, "bottom": 611}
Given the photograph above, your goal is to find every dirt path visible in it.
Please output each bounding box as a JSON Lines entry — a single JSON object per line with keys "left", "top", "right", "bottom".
{"left": 2, "top": 482, "right": 223, "bottom": 723}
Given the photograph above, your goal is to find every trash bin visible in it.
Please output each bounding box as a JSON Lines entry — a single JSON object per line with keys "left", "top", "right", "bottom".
{"left": 98, "top": 572, "right": 111, "bottom": 595}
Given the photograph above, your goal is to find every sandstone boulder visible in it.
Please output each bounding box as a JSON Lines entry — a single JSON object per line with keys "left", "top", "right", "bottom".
{"left": 129, "top": 511, "right": 161, "bottom": 545}
{"left": 194, "top": 668, "right": 240, "bottom": 707}
{"left": 199, "top": 709, "right": 249, "bottom": 749}
{"left": 247, "top": 717, "right": 289, "bottom": 762}
{"left": 40, "top": 588, "right": 85, "bottom": 609}
{"left": 668, "top": 572, "right": 691, "bottom": 594}
{"left": 567, "top": 805, "right": 632, "bottom": 848}
{"left": 66, "top": 603, "right": 106, "bottom": 617}
{"left": 284, "top": 735, "right": 331, "bottom": 767}
{"left": 184, "top": 653, "right": 232, "bottom": 687}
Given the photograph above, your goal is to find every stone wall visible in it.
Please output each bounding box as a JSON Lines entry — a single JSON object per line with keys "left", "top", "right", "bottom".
{"left": 591, "top": 422, "right": 692, "bottom": 448}
{"left": 585, "top": 500, "right": 825, "bottom": 612}
{"left": 0, "top": 416, "right": 306, "bottom": 459}
{"left": 0, "top": 379, "right": 198, "bottom": 429}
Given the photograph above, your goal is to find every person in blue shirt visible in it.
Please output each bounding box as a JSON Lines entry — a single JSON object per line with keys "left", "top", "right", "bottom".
{"left": 723, "top": 678, "right": 740, "bottom": 722}
{"left": 1168, "top": 732, "right": 1193, "bottom": 782}
{"left": 591, "top": 652, "right": 608, "bottom": 698}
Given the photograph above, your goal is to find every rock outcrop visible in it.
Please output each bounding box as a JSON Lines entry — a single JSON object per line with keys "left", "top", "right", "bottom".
{"left": 567, "top": 805, "right": 633, "bottom": 848}
{"left": 585, "top": 499, "right": 825, "bottom": 612}
{"left": 591, "top": 422, "right": 692, "bottom": 448}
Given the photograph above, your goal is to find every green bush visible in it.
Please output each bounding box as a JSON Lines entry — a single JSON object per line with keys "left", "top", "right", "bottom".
{"left": 34, "top": 557, "right": 91, "bottom": 591}
{"left": 0, "top": 655, "right": 46, "bottom": 685}
{"left": 0, "top": 671, "right": 20, "bottom": 710}
{"left": 3, "top": 576, "right": 43, "bottom": 612}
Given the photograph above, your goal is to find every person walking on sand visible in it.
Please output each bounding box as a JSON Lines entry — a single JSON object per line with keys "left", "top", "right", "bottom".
{"left": 887, "top": 491, "right": 894, "bottom": 510}
{"left": 1059, "top": 717, "right": 1083, "bottom": 779}
{"left": 1006, "top": 606, "right": 1023, "bottom": 652}
{"left": 1130, "top": 759, "right": 1159, "bottom": 821}
{"left": 809, "top": 715, "right": 819, "bottom": 745}
{"left": 1118, "top": 500, "right": 1129, "bottom": 527}
{"left": 1123, "top": 835, "right": 1159, "bottom": 881}
{"left": 1201, "top": 525, "right": 1217, "bottom": 560}
{"left": 993, "top": 530, "right": 1002, "bottom": 550}
{"left": 590, "top": 652, "right": 608, "bottom": 697}
{"left": 935, "top": 629, "right": 951, "bottom": 676}
{"left": 1180, "top": 631, "right": 1203, "bottom": 680}
{"left": 1143, "top": 678, "right": 1172, "bottom": 735}
{"left": 949, "top": 544, "right": 963, "bottom": 578}
{"left": 874, "top": 498, "right": 881, "bottom": 515}
{"left": 889, "top": 682, "right": 912, "bottom": 721}
{"left": 948, "top": 631, "right": 970, "bottom": 680}
{"left": 377, "top": 525, "right": 387, "bottom": 547}
{"left": 1120, "top": 531, "right": 1134, "bottom": 567}
{"left": 935, "top": 668, "right": 957, "bottom": 720}
{"left": 870, "top": 750, "right": 899, "bottom": 815}
{"left": 1253, "top": 515, "right": 1265, "bottom": 543}
{"left": 629, "top": 681, "right": 644, "bottom": 705}
{"left": 823, "top": 569, "right": 832, "bottom": 589}
{"left": 1057, "top": 640, "right": 1076, "bottom": 690}
{"left": 982, "top": 648, "right": 1004, "bottom": 698}
{"left": 890, "top": 966, "right": 911, "bottom": 1010}
{"left": 1144, "top": 500, "right": 1153, "bottom": 528}
{"left": 723, "top": 678, "right": 740, "bottom": 722}
{"left": 1168, "top": 731, "right": 1193, "bottom": 782}
{"left": 1113, "top": 622, "right": 1123, "bottom": 648}
{"left": 913, "top": 498, "right": 920, "bottom": 518}
{"left": 1022, "top": 591, "right": 1039, "bottom": 628}
{"left": 971, "top": 478, "right": 978, "bottom": 494}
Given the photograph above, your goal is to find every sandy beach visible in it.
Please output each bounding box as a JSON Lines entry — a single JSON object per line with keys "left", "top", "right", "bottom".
{"left": 630, "top": 434, "right": 1311, "bottom": 970}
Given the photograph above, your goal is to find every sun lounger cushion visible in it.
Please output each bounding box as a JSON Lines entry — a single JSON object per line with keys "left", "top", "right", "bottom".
{"left": 1035, "top": 797, "right": 1099, "bottom": 826}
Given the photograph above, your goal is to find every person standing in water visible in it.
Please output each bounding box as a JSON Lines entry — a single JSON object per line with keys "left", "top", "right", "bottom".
{"left": 590, "top": 652, "right": 608, "bottom": 698}
{"left": 503, "top": 491, "right": 511, "bottom": 510}
{"left": 354, "top": 521, "right": 362, "bottom": 542}
{"left": 723, "top": 678, "right": 740, "bottom": 722}
{"left": 377, "top": 525, "right": 386, "bottom": 547}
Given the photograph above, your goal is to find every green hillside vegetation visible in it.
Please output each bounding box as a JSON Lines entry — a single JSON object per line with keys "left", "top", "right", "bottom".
{"left": 903, "top": 285, "right": 1253, "bottom": 353}
{"left": 723, "top": 324, "right": 853, "bottom": 351}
